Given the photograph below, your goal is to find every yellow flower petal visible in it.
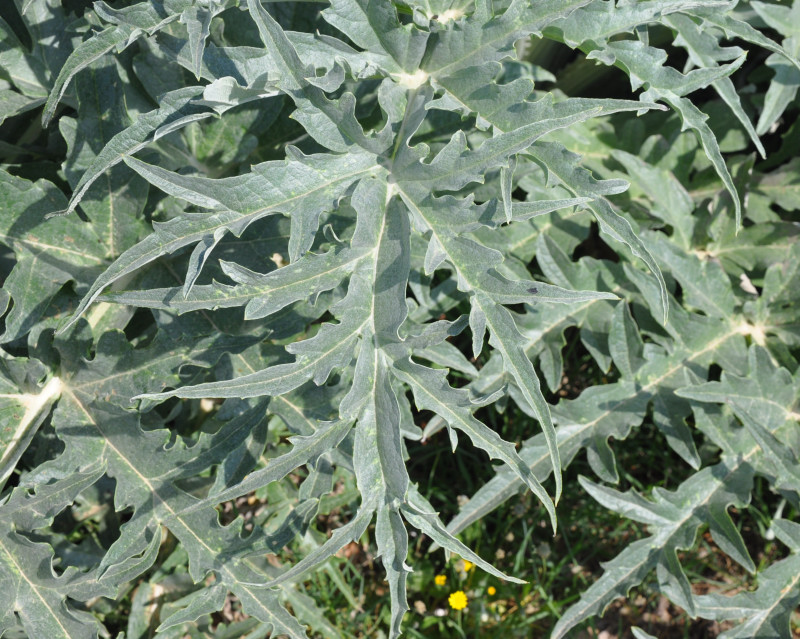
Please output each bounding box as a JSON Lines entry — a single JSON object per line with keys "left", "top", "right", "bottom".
{"left": 434, "top": 574, "right": 447, "bottom": 586}
{"left": 487, "top": 586, "right": 496, "bottom": 596}
{"left": 448, "top": 590, "right": 468, "bottom": 610}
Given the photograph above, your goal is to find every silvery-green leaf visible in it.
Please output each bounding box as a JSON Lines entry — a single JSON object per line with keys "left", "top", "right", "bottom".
{"left": 597, "top": 40, "right": 744, "bottom": 227}
{"left": 322, "top": 0, "right": 429, "bottom": 74}
{"left": 0, "top": 171, "right": 105, "bottom": 343}
{"left": 254, "top": 501, "right": 375, "bottom": 589}
{"left": 375, "top": 508, "right": 411, "bottom": 639}
{"left": 0, "top": 90, "right": 45, "bottom": 125}
{"left": 246, "top": 0, "right": 390, "bottom": 154}
{"left": 666, "top": 13, "right": 765, "bottom": 158}
{"left": 552, "top": 461, "right": 754, "bottom": 638}
{"left": 476, "top": 295, "right": 563, "bottom": 501}
{"left": 608, "top": 302, "right": 644, "bottom": 380}
{"left": 58, "top": 59, "right": 150, "bottom": 257}
{"left": 610, "top": 149, "right": 695, "bottom": 248}
{"left": 396, "top": 94, "right": 657, "bottom": 191}
{"left": 500, "top": 155, "right": 516, "bottom": 222}
{"left": 447, "top": 382, "right": 647, "bottom": 535}
{"left": 179, "top": 5, "right": 215, "bottom": 80}
{"left": 156, "top": 584, "right": 227, "bottom": 632}
{"left": 394, "top": 357, "right": 557, "bottom": 530}
{"left": 676, "top": 345, "right": 799, "bottom": 437}
{"left": 404, "top": 487, "right": 525, "bottom": 584}
{"left": 545, "top": 0, "right": 732, "bottom": 49}
{"left": 529, "top": 141, "right": 670, "bottom": 322}
{"left": 448, "top": 271, "right": 749, "bottom": 533}
{"left": 60, "top": 150, "right": 377, "bottom": 332}
{"left": 757, "top": 45, "right": 800, "bottom": 136}
{"left": 693, "top": 519, "right": 800, "bottom": 639}
{"left": 423, "top": 0, "right": 594, "bottom": 80}
{"left": 58, "top": 85, "right": 209, "bottom": 217}
{"left": 0, "top": 371, "right": 62, "bottom": 490}
{"left": 0, "top": 530, "right": 104, "bottom": 639}
{"left": 750, "top": 2, "right": 800, "bottom": 135}
{"left": 646, "top": 231, "right": 736, "bottom": 320}
{"left": 686, "top": 9, "right": 800, "bottom": 73}
{"left": 42, "top": 0, "right": 201, "bottom": 126}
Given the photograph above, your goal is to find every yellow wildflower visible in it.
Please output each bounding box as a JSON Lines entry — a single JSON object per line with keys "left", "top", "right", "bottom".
{"left": 487, "top": 586, "right": 496, "bottom": 596}
{"left": 434, "top": 574, "right": 447, "bottom": 586}
{"left": 461, "top": 559, "right": 473, "bottom": 572}
{"left": 448, "top": 590, "right": 468, "bottom": 610}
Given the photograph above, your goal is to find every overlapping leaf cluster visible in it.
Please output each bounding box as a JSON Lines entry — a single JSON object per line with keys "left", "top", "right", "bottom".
{"left": 0, "top": 0, "right": 798, "bottom": 636}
